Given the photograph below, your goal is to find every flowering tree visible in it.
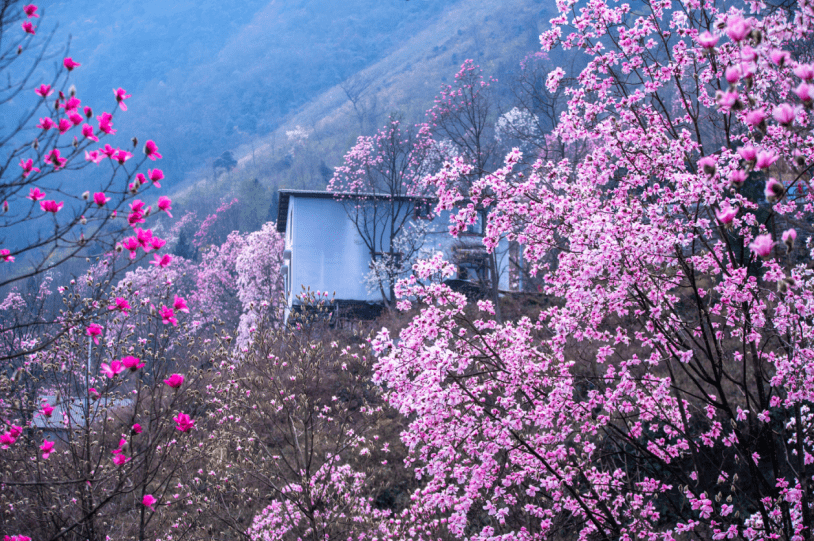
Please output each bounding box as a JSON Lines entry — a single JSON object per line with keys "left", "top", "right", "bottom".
{"left": 329, "top": 115, "right": 434, "bottom": 307}
{"left": 371, "top": 1, "right": 814, "bottom": 540}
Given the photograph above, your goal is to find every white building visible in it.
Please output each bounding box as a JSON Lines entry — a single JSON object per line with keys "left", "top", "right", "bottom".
{"left": 276, "top": 189, "right": 515, "bottom": 319}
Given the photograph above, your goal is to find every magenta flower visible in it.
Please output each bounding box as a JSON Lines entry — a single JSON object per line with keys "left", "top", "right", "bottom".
{"left": 159, "top": 305, "right": 178, "bottom": 326}
{"left": 85, "top": 150, "right": 103, "bottom": 164}
{"left": 21, "top": 21, "right": 36, "bottom": 34}
{"left": 63, "top": 57, "right": 81, "bottom": 71}
{"left": 744, "top": 108, "right": 766, "bottom": 128}
{"left": 136, "top": 227, "right": 153, "bottom": 249}
{"left": 696, "top": 31, "right": 718, "bottom": 49}
{"left": 173, "top": 295, "right": 189, "bottom": 313}
{"left": 143, "top": 494, "right": 157, "bottom": 511}
{"left": 770, "top": 49, "right": 791, "bottom": 67}
{"left": 738, "top": 145, "right": 757, "bottom": 163}
{"left": 100, "top": 360, "right": 125, "bottom": 378}
{"left": 1, "top": 249, "right": 15, "bottom": 263}
{"left": 724, "top": 65, "right": 740, "bottom": 84}
{"left": 108, "top": 297, "right": 131, "bottom": 315}
{"left": 68, "top": 111, "right": 83, "bottom": 126}
{"left": 24, "top": 4, "right": 39, "bottom": 18}
{"left": 122, "top": 236, "right": 140, "bottom": 259}
{"left": 93, "top": 192, "right": 111, "bottom": 207}
{"left": 89, "top": 387, "right": 100, "bottom": 400}
{"left": 794, "top": 82, "right": 813, "bottom": 105}
{"left": 45, "top": 148, "right": 67, "bottom": 170}
{"left": 113, "top": 88, "right": 131, "bottom": 111}
{"left": 83, "top": 105, "right": 93, "bottom": 118}
{"left": 698, "top": 156, "right": 717, "bottom": 177}
{"left": 135, "top": 173, "right": 147, "bottom": 187}
{"left": 148, "top": 168, "right": 164, "bottom": 188}
{"left": 782, "top": 228, "right": 797, "bottom": 250}
{"left": 716, "top": 90, "right": 740, "bottom": 111}
{"left": 726, "top": 16, "right": 751, "bottom": 42}
{"left": 729, "top": 169, "right": 747, "bottom": 189}
{"left": 57, "top": 118, "right": 72, "bottom": 134}
{"left": 27, "top": 187, "right": 45, "bottom": 201}
{"left": 174, "top": 412, "right": 195, "bottom": 432}
{"left": 773, "top": 103, "right": 797, "bottom": 126}
{"left": 150, "top": 253, "right": 173, "bottom": 268}
{"left": 39, "top": 200, "right": 63, "bottom": 213}
{"left": 764, "top": 177, "right": 785, "bottom": 203}
{"left": 63, "top": 97, "right": 80, "bottom": 111}
{"left": 150, "top": 237, "right": 166, "bottom": 250}
{"left": 132, "top": 423, "right": 142, "bottom": 434}
{"left": 121, "top": 355, "right": 145, "bottom": 371}
{"left": 113, "top": 149, "right": 133, "bottom": 165}
{"left": 97, "top": 112, "right": 116, "bottom": 135}
{"left": 749, "top": 234, "right": 774, "bottom": 258}
{"left": 86, "top": 323, "right": 103, "bottom": 345}
{"left": 20, "top": 159, "right": 41, "bottom": 179}
{"left": 755, "top": 150, "right": 779, "bottom": 170}
{"left": 164, "top": 373, "right": 185, "bottom": 388}
{"left": 40, "top": 440, "right": 54, "bottom": 459}
{"left": 41, "top": 403, "right": 54, "bottom": 417}
{"left": 81, "top": 123, "right": 98, "bottom": 142}
{"left": 715, "top": 202, "right": 737, "bottom": 225}
{"left": 36, "top": 117, "right": 54, "bottom": 130}
{"left": 158, "top": 196, "right": 172, "bottom": 217}
{"left": 112, "top": 453, "right": 130, "bottom": 466}
{"left": 144, "top": 140, "right": 162, "bottom": 160}
{"left": 100, "top": 144, "right": 116, "bottom": 159}
{"left": 34, "top": 84, "right": 51, "bottom": 97}
{"left": 794, "top": 63, "right": 814, "bottom": 81}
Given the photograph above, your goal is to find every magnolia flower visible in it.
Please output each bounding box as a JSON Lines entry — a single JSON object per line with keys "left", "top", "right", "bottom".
{"left": 749, "top": 234, "right": 774, "bottom": 258}
{"left": 794, "top": 82, "right": 813, "bottom": 105}
{"left": 158, "top": 196, "right": 172, "bottom": 217}
{"left": 109, "top": 297, "right": 131, "bottom": 315}
{"left": 86, "top": 323, "right": 103, "bottom": 344}
{"left": 94, "top": 192, "right": 111, "bottom": 206}
{"left": 150, "top": 237, "right": 166, "bottom": 250}
{"left": 794, "top": 63, "right": 814, "bottom": 81}
{"left": 27, "top": 187, "right": 46, "bottom": 201}
{"left": 715, "top": 202, "right": 737, "bottom": 225}
{"left": 68, "top": 111, "right": 83, "bottom": 126}
{"left": 121, "top": 355, "right": 144, "bottom": 371}
{"left": 113, "top": 88, "right": 131, "bottom": 111}
{"left": 696, "top": 31, "right": 718, "bottom": 49}
{"left": 148, "top": 168, "right": 164, "bottom": 188}
{"left": 174, "top": 412, "right": 195, "bottom": 432}
{"left": 24, "top": 5, "right": 39, "bottom": 18}
{"left": 0, "top": 249, "right": 14, "bottom": 263}
{"left": 100, "top": 360, "right": 125, "bottom": 378}
{"left": 770, "top": 49, "right": 791, "bottom": 67}
{"left": 63, "top": 57, "right": 81, "bottom": 71}
{"left": 782, "top": 228, "right": 797, "bottom": 250}
{"left": 143, "top": 494, "right": 157, "bottom": 511}
{"left": 122, "top": 237, "right": 140, "bottom": 258}
{"left": 40, "top": 440, "right": 54, "bottom": 459}
{"left": 39, "top": 200, "right": 63, "bottom": 213}
{"left": 41, "top": 403, "right": 54, "bottom": 417}
{"left": 144, "top": 140, "right": 162, "bottom": 160}
{"left": 34, "top": 84, "right": 52, "bottom": 97}
{"left": 57, "top": 118, "right": 72, "bottom": 134}
{"left": 63, "top": 97, "right": 80, "bottom": 111}
{"left": 85, "top": 150, "right": 103, "bottom": 164}
{"left": 160, "top": 306, "right": 177, "bottom": 326}
{"left": 112, "top": 453, "right": 130, "bottom": 466}
{"left": 724, "top": 65, "right": 740, "bottom": 84}
{"left": 772, "top": 103, "right": 797, "bottom": 126}
{"left": 164, "top": 374, "right": 185, "bottom": 388}
{"left": 726, "top": 16, "right": 750, "bottom": 42}
{"left": 744, "top": 108, "right": 766, "bottom": 129}
{"left": 135, "top": 173, "right": 147, "bottom": 187}
{"left": 97, "top": 112, "right": 115, "bottom": 135}
{"left": 173, "top": 295, "right": 189, "bottom": 313}
{"left": 21, "top": 21, "right": 35, "bottom": 34}
{"left": 698, "top": 156, "right": 717, "bottom": 177}
{"left": 44, "top": 149, "right": 67, "bottom": 170}
{"left": 36, "top": 117, "right": 55, "bottom": 130}
{"left": 132, "top": 423, "right": 143, "bottom": 434}
{"left": 764, "top": 177, "right": 785, "bottom": 202}
{"left": 81, "top": 123, "right": 98, "bottom": 142}
{"left": 113, "top": 149, "right": 132, "bottom": 165}
{"left": 755, "top": 150, "right": 779, "bottom": 170}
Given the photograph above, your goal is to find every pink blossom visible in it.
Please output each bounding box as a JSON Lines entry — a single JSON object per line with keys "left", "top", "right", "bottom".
{"left": 89, "top": 388, "right": 100, "bottom": 400}
{"left": 794, "top": 63, "right": 814, "bottom": 81}
{"left": 764, "top": 177, "right": 785, "bottom": 202}
{"left": 81, "top": 123, "right": 98, "bottom": 142}
{"left": 144, "top": 140, "right": 162, "bottom": 160}
{"left": 34, "top": 84, "right": 51, "bottom": 97}
{"left": 86, "top": 323, "right": 103, "bottom": 345}
{"left": 143, "top": 494, "right": 157, "bottom": 511}
{"left": 174, "top": 412, "right": 194, "bottom": 432}
{"left": 755, "top": 150, "right": 779, "bottom": 170}
{"left": 85, "top": 150, "right": 103, "bottom": 164}
{"left": 0, "top": 431, "right": 17, "bottom": 449}
{"left": 5, "top": 536, "right": 32, "bottom": 541}
{"left": 729, "top": 169, "right": 748, "bottom": 189}
{"left": 159, "top": 305, "right": 178, "bottom": 326}
{"left": 100, "top": 360, "right": 125, "bottom": 378}
{"left": 158, "top": 196, "right": 172, "bottom": 217}
{"left": 150, "top": 237, "right": 166, "bottom": 250}
{"left": 724, "top": 65, "right": 740, "bottom": 84}
{"left": 21, "top": 21, "right": 35, "bottom": 34}
{"left": 122, "top": 237, "right": 140, "bottom": 259}
{"left": 27, "top": 187, "right": 45, "bottom": 201}
{"left": 113, "top": 149, "right": 132, "bottom": 165}
{"left": 135, "top": 173, "right": 147, "bottom": 187}
{"left": 738, "top": 145, "right": 757, "bottom": 162}
{"left": 136, "top": 227, "right": 153, "bottom": 248}
{"left": 57, "top": 118, "right": 72, "bottom": 134}
{"left": 744, "top": 108, "right": 766, "bottom": 128}
{"left": 40, "top": 403, "right": 54, "bottom": 417}
{"left": 63, "top": 97, "right": 80, "bottom": 111}
{"left": 63, "top": 57, "right": 81, "bottom": 71}
{"left": 0, "top": 249, "right": 15, "bottom": 263}
{"left": 97, "top": 112, "right": 116, "bottom": 135}
{"left": 109, "top": 297, "right": 131, "bottom": 315}
{"left": 23, "top": 4, "right": 39, "bottom": 18}
{"left": 121, "top": 355, "right": 144, "bottom": 371}
{"left": 112, "top": 453, "right": 130, "bottom": 466}
{"left": 100, "top": 144, "right": 116, "bottom": 158}
{"left": 164, "top": 374, "right": 185, "bottom": 388}
{"left": 148, "top": 168, "right": 164, "bottom": 188}
{"left": 715, "top": 202, "right": 737, "bottom": 225}
{"left": 83, "top": 106, "right": 92, "bottom": 118}
{"left": 782, "top": 228, "right": 797, "bottom": 249}
{"left": 36, "top": 117, "right": 54, "bottom": 130}
{"left": 93, "top": 192, "right": 110, "bottom": 206}
{"left": 773, "top": 103, "right": 797, "bottom": 126}
{"left": 150, "top": 253, "right": 173, "bottom": 268}
{"left": 698, "top": 156, "right": 717, "bottom": 176}
{"left": 113, "top": 88, "right": 131, "bottom": 111}
{"left": 696, "top": 31, "right": 718, "bottom": 49}
{"left": 68, "top": 111, "right": 83, "bottom": 126}
{"left": 726, "top": 16, "right": 751, "bottom": 42}
{"left": 794, "top": 82, "right": 813, "bottom": 104}
{"left": 749, "top": 234, "right": 774, "bottom": 258}
{"left": 132, "top": 423, "right": 142, "bottom": 434}
{"left": 40, "top": 440, "right": 54, "bottom": 459}
{"left": 45, "top": 149, "right": 67, "bottom": 170}
{"left": 173, "top": 295, "right": 189, "bottom": 313}
{"left": 716, "top": 90, "right": 740, "bottom": 111}
{"left": 39, "top": 200, "right": 63, "bottom": 213}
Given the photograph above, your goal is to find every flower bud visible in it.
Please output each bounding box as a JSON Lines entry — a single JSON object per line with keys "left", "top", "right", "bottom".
{"left": 115, "top": 243, "right": 123, "bottom": 253}
{"left": 17, "top": 45, "right": 22, "bottom": 55}
{"left": 69, "top": 85, "right": 77, "bottom": 97}
{"left": 131, "top": 136, "right": 138, "bottom": 149}
{"left": 80, "top": 215, "right": 87, "bottom": 225}
{"left": 2, "top": 201, "right": 8, "bottom": 213}
{"left": 32, "top": 138, "right": 39, "bottom": 150}
{"left": 82, "top": 191, "right": 89, "bottom": 200}
{"left": 750, "top": 29, "right": 762, "bottom": 45}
